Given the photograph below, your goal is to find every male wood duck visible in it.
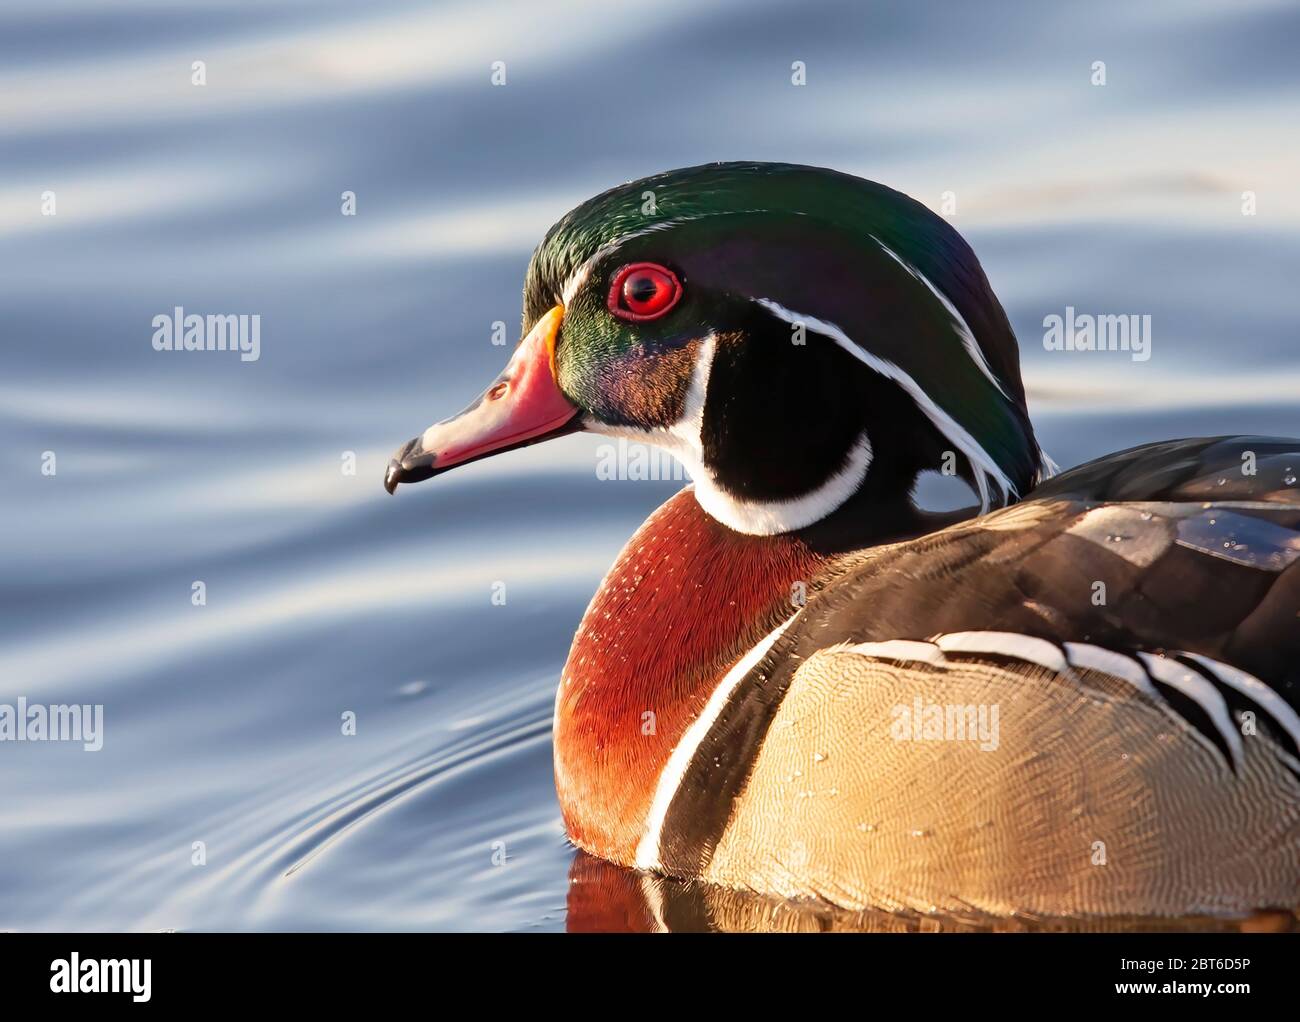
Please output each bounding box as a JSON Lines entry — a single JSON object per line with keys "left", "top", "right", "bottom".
{"left": 385, "top": 162, "right": 1300, "bottom": 918}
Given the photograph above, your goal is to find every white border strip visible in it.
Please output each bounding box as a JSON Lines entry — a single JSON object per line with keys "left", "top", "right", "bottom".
{"left": 634, "top": 613, "right": 798, "bottom": 870}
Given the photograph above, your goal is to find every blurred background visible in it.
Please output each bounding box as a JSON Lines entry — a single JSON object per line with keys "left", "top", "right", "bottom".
{"left": 1, "top": 0, "right": 1297, "bottom": 930}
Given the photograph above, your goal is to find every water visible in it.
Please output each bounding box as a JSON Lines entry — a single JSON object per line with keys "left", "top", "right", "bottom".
{"left": 2, "top": 0, "right": 1298, "bottom": 931}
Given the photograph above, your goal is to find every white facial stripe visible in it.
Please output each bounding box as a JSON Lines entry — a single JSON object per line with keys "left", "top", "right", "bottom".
{"left": 564, "top": 227, "right": 1026, "bottom": 528}
{"left": 755, "top": 297, "right": 1016, "bottom": 512}
{"left": 561, "top": 230, "right": 646, "bottom": 308}
{"left": 557, "top": 208, "right": 775, "bottom": 309}
{"left": 634, "top": 612, "right": 798, "bottom": 871}
{"left": 870, "top": 235, "right": 1009, "bottom": 401}
{"left": 559, "top": 216, "right": 710, "bottom": 308}
{"left": 588, "top": 335, "right": 873, "bottom": 535}
{"left": 866, "top": 239, "right": 1058, "bottom": 488}
{"left": 560, "top": 263, "right": 591, "bottom": 309}
{"left": 666, "top": 331, "right": 713, "bottom": 459}
{"left": 582, "top": 333, "right": 716, "bottom": 481}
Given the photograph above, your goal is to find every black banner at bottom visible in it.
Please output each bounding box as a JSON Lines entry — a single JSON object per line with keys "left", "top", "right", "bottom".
{"left": 0, "top": 930, "right": 1293, "bottom": 1009}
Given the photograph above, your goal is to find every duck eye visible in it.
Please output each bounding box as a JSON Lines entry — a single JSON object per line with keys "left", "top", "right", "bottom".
{"left": 608, "top": 262, "right": 682, "bottom": 322}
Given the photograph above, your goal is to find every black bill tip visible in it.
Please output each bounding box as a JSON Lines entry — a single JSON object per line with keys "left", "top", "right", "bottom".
{"left": 383, "top": 459, "right": 403, "bottom": 495}
{"left": 383, "top": 438, "right": 438, "bottom": 495}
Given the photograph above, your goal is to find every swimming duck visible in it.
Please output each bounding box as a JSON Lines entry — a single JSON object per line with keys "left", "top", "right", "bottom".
{"left": 385, "top": 162, "right": 1300, "bottom": 918}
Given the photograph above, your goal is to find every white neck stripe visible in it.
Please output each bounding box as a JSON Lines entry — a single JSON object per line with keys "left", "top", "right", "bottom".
{"left": 694, "top": 432, "right": 874, "bottom": 534}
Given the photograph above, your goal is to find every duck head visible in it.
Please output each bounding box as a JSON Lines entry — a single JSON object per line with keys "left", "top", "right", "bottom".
{"left": 385, "top": 162, "right": 1048, "bottom": 536}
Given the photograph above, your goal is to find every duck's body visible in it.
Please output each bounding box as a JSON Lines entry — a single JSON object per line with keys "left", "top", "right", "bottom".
{"left": 386, "top": 163, "right": 1300, "bottom": 917}
{"left": 560, "top": 437, "right": 1300, "bottom": 916}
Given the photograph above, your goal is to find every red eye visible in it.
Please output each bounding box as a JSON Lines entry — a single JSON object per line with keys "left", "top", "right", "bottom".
{"left": 608, "top": 262, "right": 682, "bottom": 321}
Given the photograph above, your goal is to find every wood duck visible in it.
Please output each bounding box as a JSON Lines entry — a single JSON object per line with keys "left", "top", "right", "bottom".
{"left": 385, "top": 162, "right": 1299, "bottom": 919}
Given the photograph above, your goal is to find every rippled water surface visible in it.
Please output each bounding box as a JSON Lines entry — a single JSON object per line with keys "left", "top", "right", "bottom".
{"left": 2, "top": 0, "right": 1298, "bottom": 931}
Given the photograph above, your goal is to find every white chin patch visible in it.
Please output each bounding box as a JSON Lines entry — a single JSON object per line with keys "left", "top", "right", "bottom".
{"left": 587, "top": 335, "right": 873, "bottom": 536}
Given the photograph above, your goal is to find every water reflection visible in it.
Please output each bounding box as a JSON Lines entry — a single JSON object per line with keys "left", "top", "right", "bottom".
{"left": 566, "top": 853, "right": 1299, "bottom": 933}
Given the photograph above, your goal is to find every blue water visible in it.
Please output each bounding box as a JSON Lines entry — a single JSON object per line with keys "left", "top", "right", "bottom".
{"left": 1, "top": 0, "right": 1298, "bottom": 931}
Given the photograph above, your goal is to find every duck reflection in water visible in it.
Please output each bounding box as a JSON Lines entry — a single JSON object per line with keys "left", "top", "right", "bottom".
{"left": 565, "top": 852, "right": 1298, "bottom": 934}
